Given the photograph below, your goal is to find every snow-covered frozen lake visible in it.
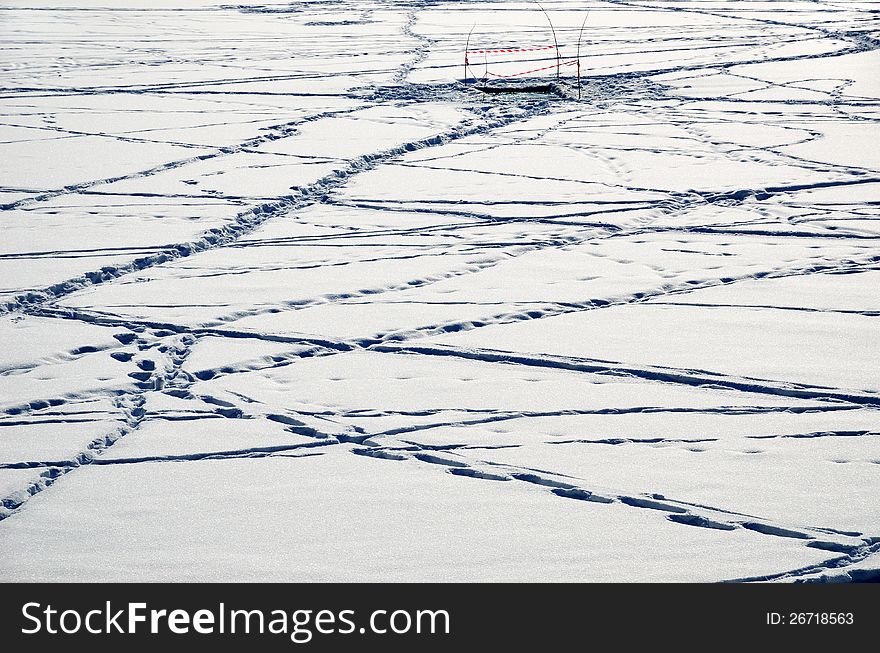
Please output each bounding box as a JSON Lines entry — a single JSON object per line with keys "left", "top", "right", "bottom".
{"left": 1, "top": 0, "right": 878, "bottom": 582}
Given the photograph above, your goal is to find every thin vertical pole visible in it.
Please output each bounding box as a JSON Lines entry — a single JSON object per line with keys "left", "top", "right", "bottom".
{"left": 532, "top": 2, "right": 559, "bottom": 79}
{"left": 576, "top": 11, "right": 589, "bottom": 99}
{"left": 464, "top": 24, "right": 475, "bottom": 82}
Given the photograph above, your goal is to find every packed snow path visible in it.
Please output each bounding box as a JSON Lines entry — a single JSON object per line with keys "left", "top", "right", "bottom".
{"left": 0, "top": 0, "right": 878, "bottom": 582}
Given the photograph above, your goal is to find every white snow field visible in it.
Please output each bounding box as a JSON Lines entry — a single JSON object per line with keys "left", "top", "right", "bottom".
{"left": 0, "top": 0, "right": 878, "bottom": 583}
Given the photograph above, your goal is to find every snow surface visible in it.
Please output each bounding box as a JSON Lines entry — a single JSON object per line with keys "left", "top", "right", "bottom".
{"left": 0, "top": 0, "right": 878, "bottom": 582}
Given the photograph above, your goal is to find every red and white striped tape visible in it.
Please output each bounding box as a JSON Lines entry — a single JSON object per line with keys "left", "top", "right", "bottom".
{"left": 486, "top": 58, "right": 578, "bottom": 78}
{"left": 466, "top": 44, "right": 559, "bottom": 55}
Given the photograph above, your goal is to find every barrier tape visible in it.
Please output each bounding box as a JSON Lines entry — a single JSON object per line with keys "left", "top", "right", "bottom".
{"left": 466, "top": 44, "right": 559, "bottom": 55}
{"left": 485, "top": 58, "right": 578, "bottom": 78}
